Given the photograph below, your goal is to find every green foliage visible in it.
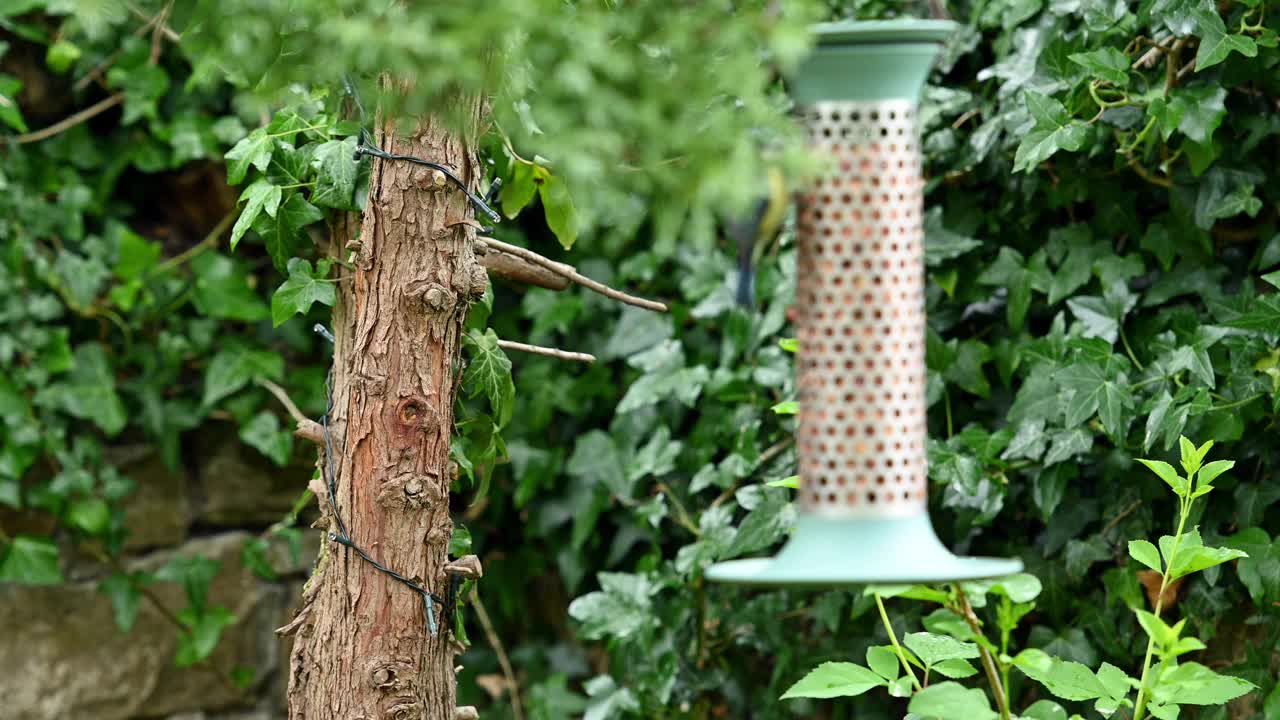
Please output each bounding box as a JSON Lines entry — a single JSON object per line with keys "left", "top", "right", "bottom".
{"left": 5, "top": 0, "right": 1280, "bottom": 718}
{"left": 783, "top": 441, "right": 1255, "bottom": 719}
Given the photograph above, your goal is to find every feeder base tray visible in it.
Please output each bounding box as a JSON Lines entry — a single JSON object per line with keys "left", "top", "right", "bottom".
{"left": 706, "top": 515, "right": 1022, "bottom": 587}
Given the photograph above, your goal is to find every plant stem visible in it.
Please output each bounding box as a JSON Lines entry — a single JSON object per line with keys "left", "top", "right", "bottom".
{"left": 1132, "top": 497, "right": 1190, "bottom": 720}
{"left": 874, "top": 593, "right": 922, "bottom": 692}
{"left": 1212, "top": 394, "right": 1264, "bottom": 412}
{"left": 656, "top": 483, "right": 701, "bottom": 537}
{"left": 155, "top": 211, "right": 236, "bottom": 273}
{"left": 1120, "top": 326, "right": 1145, "bottom": 370}
{"left": 954, "top": 585, "right": 1011, "bottom": 720}
{"left": 944, "top": 387, "right": 954, "bottom": 438}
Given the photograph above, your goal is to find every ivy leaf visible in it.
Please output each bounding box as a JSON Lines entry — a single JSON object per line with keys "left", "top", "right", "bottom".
{"left": 239, "top": 411, "right": 293, "bottom": 466}
{"left": 781, "top": 662, "right": 885, "bottom": 700}
{"left": 1169, "top": 85, "right": 1226, "bottom": 144}
{"left": 944, "top": 340, "right": 992, "bottom": 398}
{"left": 0, "top": 535, "right": 63, "bottom": 585}
{"left": 189, "top": 253, "right": 270, "bottom": 322}
{"left": 1226, "top": 529, "right": 1279, "bottom": 606}
{"left": 67, "top": 497, "right": 111, "bottom": 535}
{"left": 924, "top": 207, "right": 982, "bottom": 266}
{"left": 1043, "top": 428, "right": 1092, "bottom": 466}
{"left": 462, "top": 329, "right": 516, "bottom": 428}
{"left": 568, "top": 572, "right": 659, "bottom": 641}
{"left": 108, "top": 63, "right": 168, "bottom": 124}
{"left": 174, "top": 606, "right": 237, "bottom": 667}
{"left": 230, "top": 179, "right": 282, "bottom": 249}
{"left": 271, "top": 258, "right": 335, "bottom": 327}
{"left": 1056, "top": 362, "right": 1132, "bottom": 439}
{"left": 33, "top": 342, "right": 126, "bottom": 436}
{"left": 725, "top": 489, "right": 794, "bottom": 557}
{"left": 1143, "top": 391, "right": 1192, "bottom": 452}
{"left": 113, "top": 227, "right": 161, "bottom": 282}
{"left": 539, "top": 173, "right": 579, "bottom": 250}
{"left": 1069, "top": 47, "right": 1130, "bottom": 85}
{"left": 1013, "top": 91, "right": 1089, "bottom": 173}
{"left": 1129, "top": 540, "right": 1162, "bottom": 572}
{"left": 977, "top": 247, "right": 1042, "bottom": 329}
{"left": 202, "top": 346, "right": 284, "bottom": 407}
{"left": 98, "top": 572, "right": 142, "bottom": 632}
{"left": 254, "top": 193, "right": 324, "bottom": 272}
{"left": 1195, "top": 26, "right": 1257, "bottom": 71}
{"left": 224, "top": 128, "right": 273, "bottom": 185}
{"left": 1152, "top": 662, "right": 1255, "bottom": 706}
{"left": 310, "top": 136, "right": 361, "bottom": 210}
{"left": 907, "top": 681, "right": 997, "bottom": 720}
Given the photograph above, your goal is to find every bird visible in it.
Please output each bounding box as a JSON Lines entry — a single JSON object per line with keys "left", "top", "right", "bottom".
{"left": 727, "top": 166, "right": 789, "bottom": 308}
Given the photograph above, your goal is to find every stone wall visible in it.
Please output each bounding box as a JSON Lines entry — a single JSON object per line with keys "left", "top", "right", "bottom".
{"left": 0, "top": 426, "right": 318, "bottom": 720}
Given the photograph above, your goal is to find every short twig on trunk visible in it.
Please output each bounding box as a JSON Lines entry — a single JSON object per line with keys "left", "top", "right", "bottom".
{"left": 477, "top": 237, "right": 667, "bottom": 312}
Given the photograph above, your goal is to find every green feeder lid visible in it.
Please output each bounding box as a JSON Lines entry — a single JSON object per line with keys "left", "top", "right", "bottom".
{"left": 706, "top": 515, "right": 1023, "bottom": 587}
{"left": 792, "top": 18, "right": 959, "bottom": 104}
{"left": 810, "top": 18, "right": 959, "bottom": 45}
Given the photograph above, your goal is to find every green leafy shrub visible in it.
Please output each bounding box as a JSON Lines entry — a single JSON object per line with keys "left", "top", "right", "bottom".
{"left": 784, "top": 438, "right": 1255, "bottom": 720}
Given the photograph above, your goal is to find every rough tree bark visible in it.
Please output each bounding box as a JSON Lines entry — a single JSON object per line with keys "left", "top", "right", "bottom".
{"left": 283, "top": 96, "right": 489, "bottom": 719}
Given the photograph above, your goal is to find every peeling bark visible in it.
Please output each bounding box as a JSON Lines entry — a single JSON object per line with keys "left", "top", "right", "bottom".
{"left": 285, "top": 98, "right": 484, "bottom": 719}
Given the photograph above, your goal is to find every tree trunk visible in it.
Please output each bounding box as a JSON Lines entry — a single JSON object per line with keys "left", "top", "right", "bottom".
{"left": 285, "top": 97, "right": 489, "bottom": 719}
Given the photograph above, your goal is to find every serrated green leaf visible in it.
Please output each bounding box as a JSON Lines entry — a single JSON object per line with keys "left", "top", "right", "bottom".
{"left": 1014, "top": 649, "right": 1109, "bottom": 701}
{"left": 1194, "top": 459, "right": 1232, "bottom": 489}
{"left": 780, "top": 662, "right": 885, "bottom": 700}
{"left": 1152, "top": 662, "right": 1255, "bottom": 705}
{"left": 933, "top": 658, "right": 979, "bottom": 678}
{"left": 904, "top": 632, "right": 980, "bottom": 666}
{"left": 1138, "top": 459, "right": 1188, "bottom": 497}
{"left": 866, "top": 646, "right": 899, "bottom": 681}
{"left": 1129, "top": 540, "right": 1162, "bottom": 572}
{"left": 908, "top": 681, "right": 997, "bottom": 720}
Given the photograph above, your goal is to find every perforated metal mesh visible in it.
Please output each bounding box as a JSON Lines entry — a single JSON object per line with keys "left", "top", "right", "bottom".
{"left": 795, "top": 99, "right": 927, "bottom": 518}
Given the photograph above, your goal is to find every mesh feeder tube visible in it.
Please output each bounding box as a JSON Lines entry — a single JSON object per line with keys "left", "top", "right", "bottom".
{"left": 707, "top": 20, "right": 1022, "bottom": 586}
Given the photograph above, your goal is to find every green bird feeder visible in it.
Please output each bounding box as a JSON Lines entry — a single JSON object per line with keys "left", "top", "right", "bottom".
{"left": 707, "top": 19, "right": 1022, "bottom": 587}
